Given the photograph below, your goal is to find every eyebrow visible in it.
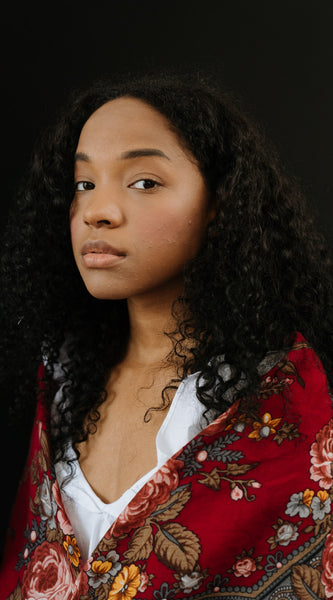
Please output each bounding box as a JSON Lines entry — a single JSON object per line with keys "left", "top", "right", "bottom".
{"left": 74, "top": 148, "right": 171, "bottom": 162}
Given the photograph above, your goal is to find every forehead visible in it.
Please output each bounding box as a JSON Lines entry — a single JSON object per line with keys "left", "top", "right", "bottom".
{"left": 77, "top": 97, "right": 190, "bottom": 161}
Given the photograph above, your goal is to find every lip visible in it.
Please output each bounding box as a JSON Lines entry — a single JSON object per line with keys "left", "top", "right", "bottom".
{"left": 81, "top": 239, "right": 126, "bottom": 268}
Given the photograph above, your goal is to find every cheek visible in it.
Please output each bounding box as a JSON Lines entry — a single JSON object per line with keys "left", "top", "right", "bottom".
{"left": 137, "top": 207, "right": 205, "bottom": 252}
{"left": 69, "top": 216, "right": 81, "bottom": 255}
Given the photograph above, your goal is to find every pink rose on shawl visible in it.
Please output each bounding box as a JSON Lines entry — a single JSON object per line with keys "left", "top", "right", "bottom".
{"left": 110, "top": 458, "right": 181, "bottom": 537}
{"left": 21, "top": 541, "right": 88, "bottom": 599}
{"left": 310, "top": 419, "right": 333, "bottom": 489}
{"left": 232, "top": 557, "right": 256, "bottom": 578}
{"left": 52, "top": 480, "right": 74, "bottom": 535}
{"left": 321, "top": 528, "right": 333, "bottom": 597}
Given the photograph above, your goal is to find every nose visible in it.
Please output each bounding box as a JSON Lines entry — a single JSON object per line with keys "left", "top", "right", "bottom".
{"left": 82, "top": 187, "right": 124, "bottom": 229}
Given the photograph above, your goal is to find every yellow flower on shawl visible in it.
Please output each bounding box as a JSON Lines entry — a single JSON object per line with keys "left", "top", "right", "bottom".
{"left": 317, "top": 490, "right": 329, "bottom": 503}
{"left": 108, "top": 564, "right": 141, "bottom": 600}
{"left": 63, "top": 535, "right": 80, "bottom": 567}
{"left": 302, "top": 488, "right": 315, "bottom": 508}
{"left": 248, "top": 412, "right": 282, "bottom": 440}
{"left": 92, "top": 559, "right": 113, "bottom": 574}
{"left": 225, "top": 413, "right": 249, "bottom": 432}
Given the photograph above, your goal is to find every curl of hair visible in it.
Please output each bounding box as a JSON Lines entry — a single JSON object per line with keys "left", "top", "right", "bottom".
{"left": 1, "top": 69, "right": 333, "bottom": 465}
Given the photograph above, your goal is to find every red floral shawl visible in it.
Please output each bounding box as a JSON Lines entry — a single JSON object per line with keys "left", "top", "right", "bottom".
{"left": 1, "top": 332, "right": 333, "bottom": 600}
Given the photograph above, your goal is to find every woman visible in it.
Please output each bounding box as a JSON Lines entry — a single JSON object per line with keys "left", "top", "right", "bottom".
{"left": 1, "top": 70, "right": 333, "bottom": 599}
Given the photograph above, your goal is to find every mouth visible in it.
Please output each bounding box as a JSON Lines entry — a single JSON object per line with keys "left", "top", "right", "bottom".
{"left": 81, "top": 239, "right": 125, "bottom": 257}
{"left": 81, "top": 239, "right": 126, "bottom": 268}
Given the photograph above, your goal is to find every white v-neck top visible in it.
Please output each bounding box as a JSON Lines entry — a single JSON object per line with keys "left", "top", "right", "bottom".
{"left": 54, "top": 371, "right": 217, "bottom": 561}
{"left": 53, "top": 348, "right": 282, "bottom": 562}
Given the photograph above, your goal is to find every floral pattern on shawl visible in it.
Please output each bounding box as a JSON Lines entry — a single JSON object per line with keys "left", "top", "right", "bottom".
{"left": 21, "top": 541, "right": 88, "bottom": 600}
{"left": 1, "top": 333, "right": 333, "bottom": 600}
{"left": 110, "top": 459, "right": 182, "bottom": 538}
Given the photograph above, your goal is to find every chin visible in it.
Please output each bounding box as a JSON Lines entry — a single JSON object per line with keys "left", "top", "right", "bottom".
{"left": 86, "top": 287, "right": 129, "bottom": 301}
{"left": 80, "top": 273, "right": 132, "bottom": 300}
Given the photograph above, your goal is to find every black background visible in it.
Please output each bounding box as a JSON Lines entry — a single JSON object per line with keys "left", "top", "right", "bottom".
{"left": 0, "top": 0, "right": 333, "bottom": 556}
{"left": 1, "top": 0, "right": 333, "bottom": 249}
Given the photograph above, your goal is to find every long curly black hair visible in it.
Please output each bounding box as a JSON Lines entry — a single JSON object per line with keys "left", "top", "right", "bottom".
{"left": 1, "top": 69, "right": 333, "bottom": 471}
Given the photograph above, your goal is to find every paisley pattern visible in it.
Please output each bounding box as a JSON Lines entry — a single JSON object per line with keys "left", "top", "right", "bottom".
{"left": 1, "top": 333, "right": 333, "bottom": 599}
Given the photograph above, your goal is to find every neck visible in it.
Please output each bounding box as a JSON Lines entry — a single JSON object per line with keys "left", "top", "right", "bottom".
{"left": 125, "top": 281, "right": 185, "bottom": 368}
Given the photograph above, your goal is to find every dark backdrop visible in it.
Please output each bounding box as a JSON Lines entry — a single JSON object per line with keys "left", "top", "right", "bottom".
{"left": 2, "top": 0, "right": 333, "bottom": 248}
{"left": 0, "top": 0, "right": 332, "bottom": 556}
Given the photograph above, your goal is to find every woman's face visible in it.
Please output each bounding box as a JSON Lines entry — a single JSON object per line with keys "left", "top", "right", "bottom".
{"left": 70, "top": 96, "right": 214, "bottom": 301}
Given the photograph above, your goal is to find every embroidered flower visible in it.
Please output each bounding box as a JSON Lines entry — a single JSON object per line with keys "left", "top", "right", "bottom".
{"left": 21, "top": 540, "right": 88, "bottom": 599}
{"left": 311, "top": 490, "right": 331, "bottom": 520}
{"left": 108, "top": 564, "right": 141, "bottom": 599}
{"left": 285, "top": 490, "right": 314, "bottom": 518}
{"left": 232, "top": 556, "right": 257, "bottom": 578}
{"left": 110, "top": 459, "right": 181, "bottom": 537}
{"left": 230, "top": 484, "right": 244, "bottom": 501}
{"left": 267, "top": 518, "right": 300, "bottom": 551}
{"left": 233, "top": 421, "right": 247, "bottom": 433}
{"left": 321, "top": 528, "right": 333, "bottom": 597}
{"left": 195, "top": 450, "right": 208, "bottom": 462}
{"left": 274, "top": 522, "right": 299, "bottom": 546}
{"left": 228, "top": 548, "right": 263, "bottom": 578}
{"left": 39, "top": 474, "right": 58, "bottom": 529}
{"left": 138, "top": 570, "right": 150, "bottom": 593}
{"left": 63, "top": 535, "right": 80, "bottom": 567}
{"left": 248, "top": 412, "right": 282, "bottom": 440}
{"left": 225, "top": 413, "right": 249, "bottom": 433}
{"left": 310, "top": 419, "right": 333, "bottom": 489}
{"left": 90, "top": 560, "right": 113, "bottom": 584}
{"left": 179, "top": 571, "right": 203, "bottom": 592}
{"left": 302, "top": 488, "right": 315, "bottom": 508}
{"left": 87, "top": 551, "right": 121, "bottom": 588}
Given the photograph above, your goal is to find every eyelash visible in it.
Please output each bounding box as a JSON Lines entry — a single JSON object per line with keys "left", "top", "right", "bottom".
{"left": 131, "top": 178, "right": 161, "bottom": 190}
{"left": 74, "top": 181, "right": 94, "bottom": 192}
{"left": 74, "top": 178, "right": 161, "bottom": 192}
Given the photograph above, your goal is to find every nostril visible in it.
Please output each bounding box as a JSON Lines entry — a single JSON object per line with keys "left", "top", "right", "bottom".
{"left": 97, "top": 219, "right": 112, "bottom": 226}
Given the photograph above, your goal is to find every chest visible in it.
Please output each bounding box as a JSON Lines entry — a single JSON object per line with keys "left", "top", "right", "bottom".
{"left": 77, "top": 366, "right": 177, "bottom": 503}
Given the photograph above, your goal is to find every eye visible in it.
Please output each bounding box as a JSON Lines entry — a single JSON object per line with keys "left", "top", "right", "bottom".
{"left": 130, "top": 178, "right": 161, "bottom": 190}
{"left": 74, "top": 181, "right": 95, "bottom": 192}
